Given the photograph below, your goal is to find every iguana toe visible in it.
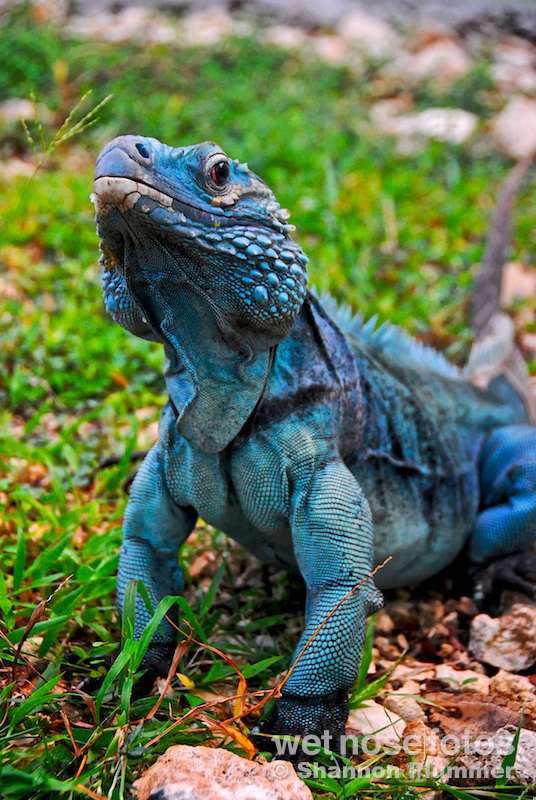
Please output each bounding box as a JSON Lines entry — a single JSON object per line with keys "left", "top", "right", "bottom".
{"left": 253, "top": 690, "right": 348, "bottom": 762}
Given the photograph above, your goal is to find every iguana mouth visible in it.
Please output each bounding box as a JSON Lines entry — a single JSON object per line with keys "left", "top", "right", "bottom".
{"left": 93, "top": 176, "right": 172, "bottom": 212}
{"left": 92, "top": 175, "right": 230, "bottom": 228}
{"left": 93, "top": 137, "right": 234, "bottom": 228}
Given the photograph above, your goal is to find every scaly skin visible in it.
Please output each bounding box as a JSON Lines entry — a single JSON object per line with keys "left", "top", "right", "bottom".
{"left": 92, "top": 136, "right": 536, "bottom": 753}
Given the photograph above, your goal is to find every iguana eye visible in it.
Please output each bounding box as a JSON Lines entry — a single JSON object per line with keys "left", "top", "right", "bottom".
{"left": 135, "top": 142, "right": 150, "bottom": 159}
{"left": 210, "top": 160, "right": 230, "bottom": 188}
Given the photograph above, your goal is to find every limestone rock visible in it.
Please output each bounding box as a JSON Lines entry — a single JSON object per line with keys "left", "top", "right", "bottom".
{"left": 0, "top": 98, "right": 37, "bottom": 123}
{"left": 456, "top": 726, "right": 536, "bottom": 786}
{"left": 30, "top": 0, "right": 68, "bottom": 25}
{"left": 490, "top": 669, "right": 536, "bottom": 718}
{"left": 501, "top": 262, "right": 536, "bottom": 305}
{"left": 309, "top": 35, "right": 348, "bottom": 66}
{"left": 132, "top": 745, "right": 313, "bottom": 800}
{"left": 491, "top": 96, "right": 536, "bottom": 159}
{"left": 336, "top": 10, "right": 401, "bottom": 59}
{"left": 371, "top": 102, "right": 477, "bottom": 152}
{"left": 261, "top": 25, "right": 308, "bottom": 50}
{"left": 179, "top": 9, "right": 247, "bottom": 47}
{"left": 400, "top": 40, "right": 472, "bottom": 83}
{"left": 254, "top": 0, "right": 349, "bottom": 28}
{"left": 66, "top": 8, "right": 177, "bottom": 44}
{"left": 469, "top": 603, "right": 536, "bottom": 671}
{"left": 491, "top": 39, "right": 536, "bottom": 93}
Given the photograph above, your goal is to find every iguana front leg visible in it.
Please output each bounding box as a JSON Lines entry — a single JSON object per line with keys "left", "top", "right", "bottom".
{"left": 262, "top": 458, "right": 383, "bottom": 752}
{"left": 118, "top": 444, "right": 197, "bottom": 674}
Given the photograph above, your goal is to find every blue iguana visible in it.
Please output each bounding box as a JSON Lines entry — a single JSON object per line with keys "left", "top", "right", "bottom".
{"left": 92, "top": 135, "right": 536, "bottom": 750}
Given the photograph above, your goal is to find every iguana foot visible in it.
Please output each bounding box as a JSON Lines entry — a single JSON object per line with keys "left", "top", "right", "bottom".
{"left": 253, "top": 690, "right": 348, "bottom": 762}
{"left": 130, "top": 642, "right": 177, "bottom": 699}
{"left": 473, "top": 551, "right": 536, "bottom": 613}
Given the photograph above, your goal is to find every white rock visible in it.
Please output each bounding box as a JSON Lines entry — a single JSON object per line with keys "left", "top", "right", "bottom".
{"left": 0, "top": 98, "right": 38, "bottom": 123}
{"left": 346, "top": 700, "right": 405, "bottom": 748}
{"left": 495, "top": 38, "right": 535, "bottom": 70}
{"left": 179, "top": 9, "right": 239, "bottom": 48}
{"left": 490, "top": 669, "right": 536, "bottom": 717}
{"left": 399, "top": 40, "right": 472, "bottom": 83}
{"left": 66, "top": 9, "right": 177, "bottom": 45}
{"left": 336, "top": 10, "right": 401, "bottom": 59}
{"left": 371, "top": 103, "right": 477, "bottom": 152}
{"left": 492, "top": 96, "right": 536, "bottom": 159}
{"left": 261, "top": 25, "right": 308, "bottom": 50}
{"left": 410, "top": 107, "right": 476, "bottom": 143}
{"left": 469, "top": 603, "right": 536, "bottom": 672}
{"left": 0, "top": 158, "right": 36, "bottom": 179}
{"left": 501, "top": 262, "right": 536, "bottom": 306}
{"left": 132, "top": 745, "right": 313, "bottom": 800}
{"left": 253, "top": 0, "right": 348, "bottom": 28}
{"left": 491, "top": 39, "right": 536, "bottom": 93}
{"left": 457, "top": 726, "right": 536, "bottom": 786}
{"left": 310, "top": 35, "right": 348, "bottom": 66}
{"left": 491, "top": 64, "right": 536, "bottom": 94}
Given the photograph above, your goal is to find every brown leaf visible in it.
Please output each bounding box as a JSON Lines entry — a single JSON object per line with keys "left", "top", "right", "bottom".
{"left": 426, "top": 691, "right": 536, "bottom": 740}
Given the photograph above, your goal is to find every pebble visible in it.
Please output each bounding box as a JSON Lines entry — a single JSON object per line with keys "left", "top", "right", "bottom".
{"left": 132, "top": 745, "right": 313, "bottom": 800}
{"left": 371, "top": 103, "right": 478, "bottom": 152}
{"left": 394, "top": 39, "right": 472, "bottom": 83}
{"left": 456, "top": 726, "right": 536, "bottom": 786}
{"left": 490, "top": 669, "right": 536, "bottom": 717}
{"left": 336, "top": 9, "right": 401, "bottom": 59}
{"left": 491, "top": 96, "right": 536, "bottom": 158}
{"left": 491, "top": 38, "right": 536, "bottom": 92}
{"left": 469, "top": 603, "right": 536, "bottom": 671}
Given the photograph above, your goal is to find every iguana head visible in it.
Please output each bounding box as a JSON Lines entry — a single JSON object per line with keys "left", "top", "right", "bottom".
{"left": 93, "top": 135, "right": 308, "bottom": 351}
{"left": 93, "top": 135, "right": 309, "bottom": 451}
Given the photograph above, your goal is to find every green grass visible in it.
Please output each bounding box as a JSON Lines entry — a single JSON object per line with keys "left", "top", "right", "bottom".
{"left": 0, "top": 5, "right": 535, "bottom": 798}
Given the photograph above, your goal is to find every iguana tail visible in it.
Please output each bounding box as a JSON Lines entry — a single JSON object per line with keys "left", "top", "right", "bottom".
{"left": 464, "top": 153, "right": 536, "bottom": 423}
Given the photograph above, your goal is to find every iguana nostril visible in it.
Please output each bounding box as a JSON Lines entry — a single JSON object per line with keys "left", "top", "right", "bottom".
{"left": 135, "top": 142, "right": 150, "bottom": 159}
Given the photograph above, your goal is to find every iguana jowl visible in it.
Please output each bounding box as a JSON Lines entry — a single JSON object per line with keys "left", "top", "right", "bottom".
{"left": 93, "top": 135, "right": 536, "bottom": 749}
